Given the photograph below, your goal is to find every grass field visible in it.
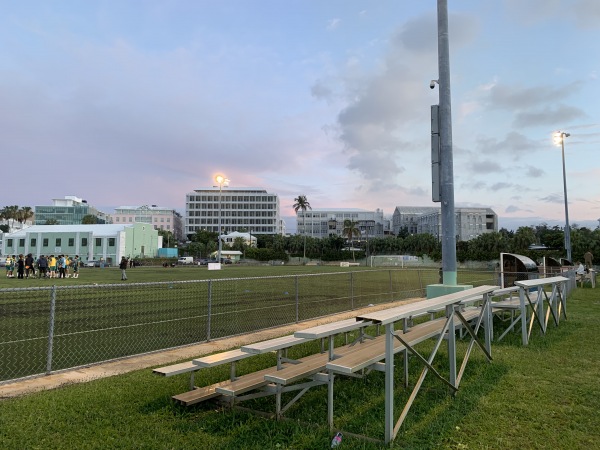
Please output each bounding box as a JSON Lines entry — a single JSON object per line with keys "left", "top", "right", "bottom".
{"left": 2, "top": 265, "right": 494, "bottom": 383}
{"left": 0, "top": 285, "right": 597, "bottom": 449}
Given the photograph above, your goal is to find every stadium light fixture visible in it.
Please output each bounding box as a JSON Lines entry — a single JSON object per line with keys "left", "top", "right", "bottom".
{"left": 553, "top": 131, "right": 571, "bottom": 261}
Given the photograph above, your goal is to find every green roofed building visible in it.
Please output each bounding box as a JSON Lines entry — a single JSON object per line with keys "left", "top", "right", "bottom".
{"left": 1, "top": 223, "right": 158, "bottom": 266}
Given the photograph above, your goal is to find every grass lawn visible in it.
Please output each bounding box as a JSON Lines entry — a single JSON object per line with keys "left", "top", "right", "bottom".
{"left": 1, "top": 265, "right": 455, "bottom": 382}
{"left": 0, "top": 286, "right": 598, "bottom": 449}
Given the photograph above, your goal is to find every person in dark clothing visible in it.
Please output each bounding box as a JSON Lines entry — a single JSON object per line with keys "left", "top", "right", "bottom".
{"left": 25, "top": 253, "right": 35, "bottom": 278}
{"left": 119, "top": 257, "right": 128, "bottom": 281}
{"left": 16, "top": 254, "right": 25, "bottom": 279}
{"left": 37, "top": 255, "right": 48, "bottom": 278}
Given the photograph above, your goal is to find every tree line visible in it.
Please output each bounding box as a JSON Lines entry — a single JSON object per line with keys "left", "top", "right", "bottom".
{"left": 183, "top": 223, "right": 599, "bottom": 264}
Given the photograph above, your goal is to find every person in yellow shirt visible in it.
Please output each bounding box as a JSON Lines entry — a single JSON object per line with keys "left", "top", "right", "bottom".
{"left": 65, "top": 256, "right": 71, "bottom": 278}
{"left": 48, "top": 255, "right": 57, "bottom": 278}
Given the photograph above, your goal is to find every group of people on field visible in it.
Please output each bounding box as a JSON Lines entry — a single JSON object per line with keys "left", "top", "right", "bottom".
{"left": 5, "top": 254, "right": 80, "bottom": 279}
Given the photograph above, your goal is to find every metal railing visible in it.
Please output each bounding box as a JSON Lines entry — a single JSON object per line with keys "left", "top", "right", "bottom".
{"left": 0, "top": 268, "right": 501, "bottom": 384}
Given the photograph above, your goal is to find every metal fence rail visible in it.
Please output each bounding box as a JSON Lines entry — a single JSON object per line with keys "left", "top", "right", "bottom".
{"left": 0, "top": 268, "right": 498, "bottom": 384}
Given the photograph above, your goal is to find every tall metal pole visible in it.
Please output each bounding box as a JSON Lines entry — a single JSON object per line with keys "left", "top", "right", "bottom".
{"left": 560, "top": 134, "right": 572, "bottom": 261}
{"left": 217, "top": 182, "right": 223, "bottom": 262}
{"left": 437, "top": 0, "right": 457, "bottom": 285}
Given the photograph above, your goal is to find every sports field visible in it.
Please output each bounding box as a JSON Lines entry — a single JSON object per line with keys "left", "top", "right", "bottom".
{"left": 0, "top": 285, "right": 597, "bottom": 449}
{"left": 2, "top": 265, "right": 495, "bottom": 383}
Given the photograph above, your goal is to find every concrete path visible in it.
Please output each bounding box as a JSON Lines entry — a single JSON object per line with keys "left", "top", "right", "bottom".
{"left": 0, "top": 298, "right": 421, "bottom": 399}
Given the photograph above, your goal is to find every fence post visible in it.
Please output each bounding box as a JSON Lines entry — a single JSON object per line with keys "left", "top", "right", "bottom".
{"left": 207, "top": 280, "right": 212, "bottom": 341}
{"left": 350, "top": 272, "right": 355, "bottom": 310}
{"left": 418, "top": 269, "right": 424, "bottom": 295}
{"left": 295, "top": 275, "right": 299, "bottom": 323}
{"left": 46, "top": 285, "right": 57, "bottom": 375}
{"left": 389, "top": 270, "right": 394, "bottom": 302}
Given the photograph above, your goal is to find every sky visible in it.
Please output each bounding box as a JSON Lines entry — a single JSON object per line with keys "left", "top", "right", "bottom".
{"left": 1, "top": 0, "right": 599, "bottom": 232}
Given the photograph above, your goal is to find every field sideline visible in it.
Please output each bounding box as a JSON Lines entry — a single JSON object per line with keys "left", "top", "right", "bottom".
{"left": 0, "top": 286, "right": 597, "bottom": 449}
{"left": 4, "top": 265, "right": 492, "bottom": 383}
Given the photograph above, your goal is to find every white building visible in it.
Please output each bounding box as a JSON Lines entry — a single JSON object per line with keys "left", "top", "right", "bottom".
{"left": 185, "top": 187, "right": 281, "bottom": 237}
{"left": 220, "top": 231, "right": 257, "bottom": 248}
{"left": 392, "top": 206, "right": 498, "bottom": 241}
{"left": 296, "top": 208, "right": 386, "bottom": 239}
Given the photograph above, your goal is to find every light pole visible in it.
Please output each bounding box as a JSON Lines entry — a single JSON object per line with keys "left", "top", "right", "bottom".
{"left": 214, "top": 174, "right": 229, "bottom": 264}
{"left": 553, "top": 131, "right": 571, "bottom": 261}
{"left": 437, "top": 0, "right": 457, "bottom": 286}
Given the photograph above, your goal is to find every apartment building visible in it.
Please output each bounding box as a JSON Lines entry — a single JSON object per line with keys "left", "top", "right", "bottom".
{"left": 113, "top": 205, "right": 182, "bottom": 238}
{"left": 185, "top": 187, "right": 281, "bottom": 237}
{"left": 392, "top": 206, "right": 498, "bottom": 241}
{"left": 296, "top": 208, "right": 386, "bottom": 239}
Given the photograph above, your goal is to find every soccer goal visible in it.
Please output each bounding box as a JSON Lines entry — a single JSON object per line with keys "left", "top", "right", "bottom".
{"left": 369, "top": 255, "right": 420, "bottom": 267}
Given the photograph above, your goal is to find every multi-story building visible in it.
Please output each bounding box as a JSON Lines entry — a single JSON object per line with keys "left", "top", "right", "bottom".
{"left": 185, "top": 187, "right": 281, "bottom": 237}
{"left": 2, "top": 223, "right": 159, "bottom": 265}
{"left": 296, "top": 208, "right": 386, "bottom": 239}
{"left": 34, "top": 196, "right": 110, "bottom": 225}
{"left": 392, "top": 206, "right": 498, "bottom": 241}
{"left": 113, "top": 205, "right": 182, "bottom": 238}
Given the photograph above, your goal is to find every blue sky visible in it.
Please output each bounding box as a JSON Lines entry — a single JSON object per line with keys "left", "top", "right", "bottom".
{"left": 2, "top": 0, "right": 599, "bottom": 231}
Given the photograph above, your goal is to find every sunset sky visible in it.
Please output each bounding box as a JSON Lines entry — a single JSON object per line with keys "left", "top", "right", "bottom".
{"left": 2, "top": 0, "right": 599, "bottom": 231}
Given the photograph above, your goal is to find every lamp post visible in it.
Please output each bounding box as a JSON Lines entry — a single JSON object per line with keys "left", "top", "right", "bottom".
{"left": 553, "top": 131, "right": 571, "bottom": 261}
{"left": 214, "top": 174, "right": 229, "bottom": 264}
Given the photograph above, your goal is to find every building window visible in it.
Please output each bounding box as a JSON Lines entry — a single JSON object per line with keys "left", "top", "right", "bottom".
{"left": 31, "top": 238, "right": 37, "bottom": 247}
{"left": 108, "top": 238, "right": 115, "bottom": 246}
{"left": 55, "top": 238, "right": 61, "bottom": 247}
{"left": 116, "top": 217, "right": 120, "bottom": 222}
{"left": 68, "top": 238, "right": 74, "bottom": 247}
{"left": 95, "top": 238, "right": 102, "bottom": 246}
{"left": 82, "top": 238, "right": 88, "bottom": 246}
{"left": 43, "top": 238, "right": 48, "bottom": 247}
{"left": 7, "top": 239, "right": 13, "bottom": 247}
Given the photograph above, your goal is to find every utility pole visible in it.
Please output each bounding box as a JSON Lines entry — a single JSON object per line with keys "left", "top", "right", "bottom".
{"left": 437, "top": 0, "right": 457, "bottom": 285}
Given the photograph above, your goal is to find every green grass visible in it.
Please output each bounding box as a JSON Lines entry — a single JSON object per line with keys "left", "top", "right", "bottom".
{"left": 2, "top": 266, "right": 461, "bottom": 382}
{"left": 0, "top": 265, "right": 495, "bottom": 382}
{"left": 1, "top": 287, "right": 598, "bottom": 449}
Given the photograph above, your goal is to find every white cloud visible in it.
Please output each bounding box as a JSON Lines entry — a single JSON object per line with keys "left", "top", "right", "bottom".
{"left": 326, "top": 18, "right": 341, "bottom": 30}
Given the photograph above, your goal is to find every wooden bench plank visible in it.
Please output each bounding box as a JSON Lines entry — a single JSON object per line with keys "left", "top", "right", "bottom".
{"left": 172, "top": 380, "right": 232, "bottom": 406}
{"left": 241, "top": 335, "right": 311, "bottom": 354}
{"left": 327, "top": 318, "right": 447, "bottom": 374}
{"left": 215, "top": 365, "right": 286, "bottom": 396}
{"left": 295, "top": 318, "right": 373, "bottom": 339}
{"left": 192, "top": 349, "right": 252, "bottom": 368}
{"left": 357, "top": 285, "right": 496, "bottom": 325}
{"left": 153, "top": 361, "right": 198, "bottom": 377}
{"left": 264, "top": 344, "right": 358, "bottom": 385}
{"left": 327, "top": 309, "right": 482, "bottom": 376}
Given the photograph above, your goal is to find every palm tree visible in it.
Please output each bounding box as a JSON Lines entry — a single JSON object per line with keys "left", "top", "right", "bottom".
{"left": 3, "top": 205, "right": 19, "bottom": 230}
{"left": 342, "top": 219, "right": 361, "bottom": 261}
{"left": 293, "top": 195, "right": 312, "bottom": 261}
{"left": 16, "top": 206, "right": 34, "bottom": 229}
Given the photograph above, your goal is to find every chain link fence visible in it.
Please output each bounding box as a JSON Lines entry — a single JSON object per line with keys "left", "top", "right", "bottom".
{"left": 1, "top": 268, "right": 498, "bottom": 384}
